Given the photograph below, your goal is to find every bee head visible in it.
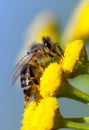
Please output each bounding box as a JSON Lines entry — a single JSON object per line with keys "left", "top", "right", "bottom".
{"left": 42, "top": 36, "right": 54, "bottom": 51}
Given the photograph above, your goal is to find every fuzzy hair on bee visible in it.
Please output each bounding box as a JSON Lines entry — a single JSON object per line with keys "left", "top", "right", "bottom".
{"left": 12, "top": 36, "right": 63, "bottom": 107}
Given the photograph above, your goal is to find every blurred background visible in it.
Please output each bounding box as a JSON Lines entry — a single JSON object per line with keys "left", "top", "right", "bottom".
{"left": 0, "top": 0, "right": 89, "bottom": 130}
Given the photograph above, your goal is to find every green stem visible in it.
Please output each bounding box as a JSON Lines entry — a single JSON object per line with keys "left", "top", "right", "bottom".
{"left": 66, "top": 116, "right": 89, "bottom": 123}
{"left": 59, "top": 84, "right": 89, "bottom": 105}
{"left": 61, "top": 119, "right": 89, "bottom": 129}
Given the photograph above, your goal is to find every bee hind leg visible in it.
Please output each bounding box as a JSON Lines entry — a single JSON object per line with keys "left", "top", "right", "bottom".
{"left": 24, "top": 95, "right": 30, "bottom": 108}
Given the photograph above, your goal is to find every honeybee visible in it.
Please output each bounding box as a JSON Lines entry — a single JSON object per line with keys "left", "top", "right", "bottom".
{"left": 12, "top": 36, "right": 63, "bottom": 107}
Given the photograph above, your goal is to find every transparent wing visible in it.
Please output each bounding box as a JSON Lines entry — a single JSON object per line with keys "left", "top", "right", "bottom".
{"left": 10, "top": 53, "right": 35, "bottom": 85}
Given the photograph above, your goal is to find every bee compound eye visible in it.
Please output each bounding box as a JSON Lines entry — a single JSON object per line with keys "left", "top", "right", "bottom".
{"left": 42, "top": 36, "right": 51, "bottom": 50}
{"left": 44, "top": 42, "right": 51, "bottom": 50}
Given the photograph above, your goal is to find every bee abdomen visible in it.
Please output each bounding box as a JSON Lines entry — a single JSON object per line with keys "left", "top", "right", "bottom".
{"left": 20, "top": 74, "right": 32, "bottom": 97}
{"left": 23, "top": 87, "right": 32, "bottom": 97}
{"left": 20, "top": 75, "right": 30, "bottom": 87}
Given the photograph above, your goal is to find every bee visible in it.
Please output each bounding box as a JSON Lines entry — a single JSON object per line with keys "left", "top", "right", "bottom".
{"left": 12, "top": 36, "right": 63, "bottom": 107}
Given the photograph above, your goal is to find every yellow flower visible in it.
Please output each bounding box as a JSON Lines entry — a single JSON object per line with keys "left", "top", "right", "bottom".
{"left": 72, "top": 2, "right": 89, "bottom": 41}
{"left": 21, "top": 101, "right": 37, "bottom": 130}
{"left": 21, "top": 97, "right": 63, "bottom": 130}
{"left": 62, "top": 39, "right": 88, "bottom": 78}
{"left": 27, "top": 11, "right": 60, "bottom": 43}
{"left": 62, "top": 1, "right": 89, "bottom": 42}
{"left": 36, "top": 21, "right": 59, "bottom": 43}
{"left": 39, "top": 62, "right": 66, "bottom": 97}
{"left": 39, "top": 62, "right": 89, "bottom": 104}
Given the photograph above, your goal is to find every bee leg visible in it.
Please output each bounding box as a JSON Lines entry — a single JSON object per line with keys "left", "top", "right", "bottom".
{"left": 56, "top": 43, "right": 64, "bottom": 55}
{"left": 24, "top": 95, "right": 30, "bottom": 108}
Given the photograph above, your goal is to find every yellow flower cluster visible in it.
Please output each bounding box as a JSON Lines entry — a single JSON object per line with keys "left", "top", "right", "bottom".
{"left": 21, "top": 38, "right": 89, "bottom": 130}
{"left": 72, "top": 2, "right": 89, "bottom": 41}
{"left": 62, "top": 1, "right": 89, "bottom": 42}
{"left": 40, "top": 63, "right": 63, "bottom": 97}
{"left": 21, "top": 97, "right": 63, "bottom": 130}
{"left": 62, "top": 39, "right": 88, "bottom": 78}
{"left": 31, "top": 12, "right": 60, "bottom": 43}
{"left": 21, "top": 101, "right": 37, "bottom": 130}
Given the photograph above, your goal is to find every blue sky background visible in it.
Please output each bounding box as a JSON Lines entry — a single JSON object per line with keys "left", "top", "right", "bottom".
{"left": 0, "top": 0, "right": 89, "bottom": 130}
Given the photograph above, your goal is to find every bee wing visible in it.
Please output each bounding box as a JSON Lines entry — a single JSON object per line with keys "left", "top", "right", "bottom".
{"left": 10, "top": 53, "right": 35, "bottom": 85}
